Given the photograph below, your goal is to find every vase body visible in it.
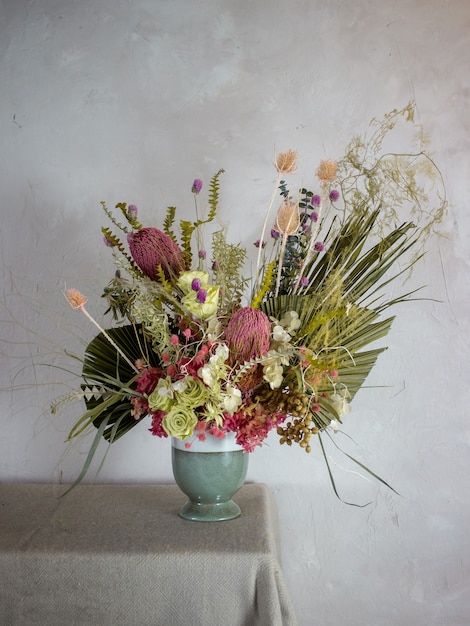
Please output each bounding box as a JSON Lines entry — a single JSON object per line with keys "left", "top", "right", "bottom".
{"left": 171, "top": 432, "right": 248, "bottom": 522}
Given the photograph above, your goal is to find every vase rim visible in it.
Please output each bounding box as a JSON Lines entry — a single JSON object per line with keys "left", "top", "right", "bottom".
{"left": 171, "top": 431, "right": 242, "bottom": 452}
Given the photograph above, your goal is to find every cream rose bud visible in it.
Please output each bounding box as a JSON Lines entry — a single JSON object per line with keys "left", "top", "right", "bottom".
{"left": 162, "top": 406, "right": 198, "bottom": 439}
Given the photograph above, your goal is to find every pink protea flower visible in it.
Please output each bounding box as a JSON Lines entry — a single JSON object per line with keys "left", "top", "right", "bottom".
{"left": 224, "top": 307, "right": 272, "bottom": 390}
{"left": 128, "top": 227, "right": 186, "bottom": 280}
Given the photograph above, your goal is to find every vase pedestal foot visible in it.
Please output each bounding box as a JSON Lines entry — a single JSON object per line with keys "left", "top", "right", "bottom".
{"left": 178, "top": 499, "right": 241, "bottom": 522}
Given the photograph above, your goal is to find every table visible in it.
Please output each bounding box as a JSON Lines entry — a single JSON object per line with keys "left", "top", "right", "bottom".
{"left": 0, "top": 483, "right": 297, "bottom": 625}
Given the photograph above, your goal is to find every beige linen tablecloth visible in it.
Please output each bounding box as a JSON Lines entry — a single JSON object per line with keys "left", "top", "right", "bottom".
{"left": 0, "top": 482, "right": 297, "bottom": 626}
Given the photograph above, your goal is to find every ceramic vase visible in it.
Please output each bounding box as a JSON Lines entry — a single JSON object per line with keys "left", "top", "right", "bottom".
{"left": 171, "top": 432, "right": 248, "bottom": 522}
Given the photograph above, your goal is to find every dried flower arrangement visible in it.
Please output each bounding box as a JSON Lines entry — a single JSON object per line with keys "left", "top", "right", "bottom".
{"left": 56, "top": 103, "right": 446, "bottom": 498}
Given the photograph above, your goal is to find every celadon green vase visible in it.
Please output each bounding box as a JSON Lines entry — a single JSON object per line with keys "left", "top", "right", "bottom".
{"left": 171, "top": 432, "right": 248, "bottom": 522}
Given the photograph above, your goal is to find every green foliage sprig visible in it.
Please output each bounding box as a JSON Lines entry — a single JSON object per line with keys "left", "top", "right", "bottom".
{"left": 211, "top": 229, "right": 249, "bottom": 310}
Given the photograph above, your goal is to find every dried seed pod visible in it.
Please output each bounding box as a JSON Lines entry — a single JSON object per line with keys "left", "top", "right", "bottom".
{"left": 275, "top": 149, "right": 298, "bottom": 174}
{"left": 275, "top": 200, "right": 300, "bottom": 235}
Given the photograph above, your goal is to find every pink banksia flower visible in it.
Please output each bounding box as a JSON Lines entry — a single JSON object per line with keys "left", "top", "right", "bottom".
{"left": 128, "top": 227, "right": 186, "bottom": 280}
{"left": 224, "top": 307, "right": 272, "bottom": 390}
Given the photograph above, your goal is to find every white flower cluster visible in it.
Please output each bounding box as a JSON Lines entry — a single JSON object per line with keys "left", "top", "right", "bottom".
{"left": 199, "top": 344, "right": 242, "bottom": 416}
{"left": 262, "top": 311, "right": 300, "bottom": 390}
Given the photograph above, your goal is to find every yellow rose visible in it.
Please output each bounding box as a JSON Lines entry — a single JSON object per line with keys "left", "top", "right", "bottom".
{"left": 147, "top": 377, "right": 174, "bottom": 412}
{"left": 174, "top": 376, "right": 209, "bottom": 409}
{"left": 162, "top": 406, "right": 198, "bottom": 440}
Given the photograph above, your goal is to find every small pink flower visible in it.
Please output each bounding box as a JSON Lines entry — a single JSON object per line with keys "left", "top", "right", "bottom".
{"left": 191, "top": 278, "right": 201, "bottom": 291}
{"left": 170, "top": 334, "right": 179, "bottom": 346}
{"left": 127, "top": 204, "right": 139, "bottom": 220}
{"left": 196, "top": 288, "right": 207, "bottom": 303}
{"left": 191, "top": 179, "right": 203, "bottom": 194}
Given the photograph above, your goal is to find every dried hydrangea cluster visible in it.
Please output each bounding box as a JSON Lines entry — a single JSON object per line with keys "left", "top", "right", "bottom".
{"left": 62, "top": 103, "right": 446, "bottom": 489}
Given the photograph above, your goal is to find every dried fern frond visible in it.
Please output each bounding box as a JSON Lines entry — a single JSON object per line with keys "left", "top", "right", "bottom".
{"left": 251, "top": 260, "right": 276, "bottom": 309}
{"left": 163, "top": 206, "right": 177, "bottom": 241}
{"left": 101, "top": 227, "right": 144, "bottom": 280}
{"left": 207, "top": 168, "right": 225, "bottom": 221}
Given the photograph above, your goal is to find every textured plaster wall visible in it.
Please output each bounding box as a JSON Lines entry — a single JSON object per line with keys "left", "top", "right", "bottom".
{"left": 1, "top": 1, "right": 469, "bottom": 624}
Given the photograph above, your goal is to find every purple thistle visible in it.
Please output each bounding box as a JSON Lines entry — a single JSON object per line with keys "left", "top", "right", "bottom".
{"left": 196, "top": 288, "right": 207, "bottom": 303}
{"left": 192, "top": 179, "right": 203, "bottom": 194}
{"left": 191, "top": 278, "right": 201, "bottom": 291}
{"left": 254, "top": 239, "right": 266, "bottom": 248}
{"left": 314, "top": 241, "right": 325, "bottom": 252}
{"left": 300, "top": 277, "right": 309, "bottom": 287}
{"left": 329, "top": 189, "right": 340, "bottom": 202}
{"left": 198, "top": 249, "right": 207, "bottom": 259}
{"left": 271, "top": 228, "right": 280, "bottom": 239}
{"left": 310, "top": 194, "right": 321, "bottom": 207}
{"left": 127, "top": 204, "right": 139, "bottom": 220}
{"left": 311, "top": 212, "right": 318, "bottom": 223}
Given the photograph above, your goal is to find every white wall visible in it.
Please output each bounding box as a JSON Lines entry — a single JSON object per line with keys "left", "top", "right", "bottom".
{"left": 1, "top": 1, "right": 469, "bottom": 624}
